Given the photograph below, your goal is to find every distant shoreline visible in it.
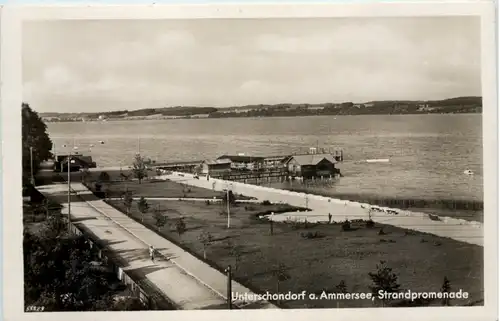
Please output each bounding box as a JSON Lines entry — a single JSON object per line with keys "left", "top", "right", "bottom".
{"left": 39, "top": 96, "right": 482, "bottom": 122}
{"left": 44, "top": 110, "right": 481, "bottom": 123}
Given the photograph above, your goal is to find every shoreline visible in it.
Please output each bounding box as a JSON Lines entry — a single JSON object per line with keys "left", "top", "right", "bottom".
{"left": 45, "top": 112, "right": 481, "bottom": 123}
{"left": 87, "top": 167, "right": 483, "bottom": 219}
{"left": 157, "top": 172, "right": 483, "bottom": 246}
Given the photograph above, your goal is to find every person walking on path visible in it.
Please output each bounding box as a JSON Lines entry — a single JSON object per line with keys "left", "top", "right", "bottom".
{"left": 149, "top": 245, "right": 155, "bottom": 263}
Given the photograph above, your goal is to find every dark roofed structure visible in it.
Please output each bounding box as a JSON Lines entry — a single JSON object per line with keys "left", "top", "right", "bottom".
{"left": 285, "top": 154, "right": 338, "bottom": 178}
{"left": 55, "top": 153, "right": 96, "bottom": 172}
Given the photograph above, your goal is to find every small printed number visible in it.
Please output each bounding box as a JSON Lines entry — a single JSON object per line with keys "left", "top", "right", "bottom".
{"left": 26, "top": 306, "right": 45, "bottom": 312}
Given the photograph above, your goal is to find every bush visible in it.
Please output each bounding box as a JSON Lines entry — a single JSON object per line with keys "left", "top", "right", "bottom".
{"left": 300, "top": 231, "right": 324, "bottom": 239}
{"left": 403, "top": 229, "right": 417, "bottom": 236}
{"left": 261, "top": 200, "right": 272, "bottom": 206}
{"left": 98, "top": 171, "right": 111, "bottom": 183}
{"left": 368, "top": 260, "right": 401, "bottom": 305}
{"left": 205, "top": 200, "right": 211, "bottom": 206}
{"left": 365, "top": 219, "right": 375, "bottom": 228}
{"left": 288, "top": 218, "right": 302, "bottom": 230}
{"left": 341, "top": 219, "right": 351, "bottom": 231}
{"left": 111, "top": 297, "right": 147, "bottom": 311}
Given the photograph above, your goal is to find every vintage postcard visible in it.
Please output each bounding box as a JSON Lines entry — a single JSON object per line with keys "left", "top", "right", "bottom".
{"left": 1, "top": 2, "right": 497, "bottom": 321}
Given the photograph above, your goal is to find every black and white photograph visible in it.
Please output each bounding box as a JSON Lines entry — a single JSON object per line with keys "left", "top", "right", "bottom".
{"left": 2, "top": 2, "right": 497, "bottom": 320}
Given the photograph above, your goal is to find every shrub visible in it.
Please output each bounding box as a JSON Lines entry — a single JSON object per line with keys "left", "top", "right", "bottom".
{"left": 111, "top": 297, "right": 147, "bottom": 311}
{"left": 300, "top": 231, "right": 324, "bottom": 239}
{"left": 403, "top": 229, "right": 417, "bottom": 236}
{"left": 198, "top": 231, "right": 213, "bottom": 259}
{"left": 222, "top": 190, "right": 236, "bottom": 205}
{"left": 153, "top": 212, "right": 167, "bottom": 231}
{"left": 441, "top": 277, "right": 451, "bottom": 306}
{"left": 368, "top": 260, "right": 401, "bottom": 306}
{"left": 175, "top": 218, "right": 187, "bottom": 236}
{"left": 335, "top": 280, "right": 348, "bottom": 293}
{"left": 261, "top": 200, "right": 272, "bottom": 206}
{"left": 378, "top": 227, "right": 386, "bottom": 235}
{"left": 365, "top": 219, "right": 375, "bottom": 228}
{"left": 98, "top": 171, "right": 111, "bottom": 183}
{"left": 341, "top": 219, "right": 351, "bottom": 231}
{"left": 289, "top": 218, "right": 302, "bottom": 230}
{"left": 205, "top": 200, "right": 211, "bottom": 206}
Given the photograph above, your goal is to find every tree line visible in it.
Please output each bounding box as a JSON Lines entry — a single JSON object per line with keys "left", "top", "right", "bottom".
{"left": 41, "top": 96, "right": 482, "bottom": 121}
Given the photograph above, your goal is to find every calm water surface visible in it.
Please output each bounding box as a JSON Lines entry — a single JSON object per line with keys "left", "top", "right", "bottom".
{"left": 48, "top": 114, "right": 483, "bottom": 202}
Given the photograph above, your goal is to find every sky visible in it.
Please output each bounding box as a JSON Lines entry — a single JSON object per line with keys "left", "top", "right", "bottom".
{"left": 22, "top": 17, "right": 482, "bottom": 113}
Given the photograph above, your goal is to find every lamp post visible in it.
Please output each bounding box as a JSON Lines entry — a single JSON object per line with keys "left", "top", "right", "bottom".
{"left": 225, "top": 266, "right": 232, "bottom": 309}
{"left": 226, "top": 189, "right": 231, "bottom": 228}
{"left": 67, "top": 154, "right": 72, "bottom": 232}
{"left": 226, "top": 183, "right": 233, "bottom": 228}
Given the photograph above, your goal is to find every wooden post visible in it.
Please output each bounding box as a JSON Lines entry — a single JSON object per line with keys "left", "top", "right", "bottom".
{"left": 226, "top": 266, "right": 232, "bottom": 309}
{"left": 226, "top": 189, "right": 231, "bottom": 228}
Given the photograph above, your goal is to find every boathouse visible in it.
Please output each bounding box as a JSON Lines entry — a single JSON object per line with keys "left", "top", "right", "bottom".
{"left": 201, "top": 159, "right": 232, "bottom": 176}
{"left": 216, "top": 155, "right": 265, "bottom": 171}
{"left": 284, "top": 154, "right": 338, "bottom": 178}
{"left": 55, "top": 153, "right": 96, "bottom": 172}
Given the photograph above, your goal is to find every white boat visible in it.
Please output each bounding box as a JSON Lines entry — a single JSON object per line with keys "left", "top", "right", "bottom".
{"left": 463, "top": 169, "right": 474, "bottom": 175}
{"left": 366, "top": 159, "right": 390, "bottom": 163}
{"left": 99, "top": 141, "right": 105, "bottom": 144}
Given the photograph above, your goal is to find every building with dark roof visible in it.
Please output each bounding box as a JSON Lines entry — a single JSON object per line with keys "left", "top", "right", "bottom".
{"left": 55, "top": 154, "right": 97, "bottom": 172}
{"left": 284, "top": 154, "right": 338, "bottom": 178}
{"left": 201, "top": 159, "right": 232, "bottom": 176}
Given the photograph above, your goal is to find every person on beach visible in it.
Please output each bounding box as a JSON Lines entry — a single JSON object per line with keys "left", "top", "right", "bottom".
{"left": 328, "top": 213, "right": 332, "bottom": 224}
{"left": 149, "top": 245, "right": 155, "bottom": 262}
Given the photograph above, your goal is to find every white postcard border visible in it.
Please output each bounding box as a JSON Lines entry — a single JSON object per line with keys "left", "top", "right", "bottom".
{"left": 1, "top": 2, "right": 497, "bottom": 321}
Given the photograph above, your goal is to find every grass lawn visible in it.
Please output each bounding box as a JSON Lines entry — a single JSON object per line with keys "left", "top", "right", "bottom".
{"left": 107, "top": 198, "right": 483, "bottom": 309}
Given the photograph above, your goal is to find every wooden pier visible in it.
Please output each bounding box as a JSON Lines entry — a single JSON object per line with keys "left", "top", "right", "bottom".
{"left": 153, "top": 147, "right": 345, "bottom": 179}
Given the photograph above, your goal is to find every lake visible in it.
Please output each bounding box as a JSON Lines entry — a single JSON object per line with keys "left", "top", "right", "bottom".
{"left": 47, "top": 114, "right": 483, "bottom": 203}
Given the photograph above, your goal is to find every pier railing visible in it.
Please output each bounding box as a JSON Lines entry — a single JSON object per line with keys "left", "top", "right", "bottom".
{"left": 210, "top": 169, "right": 289, "bottom": 181}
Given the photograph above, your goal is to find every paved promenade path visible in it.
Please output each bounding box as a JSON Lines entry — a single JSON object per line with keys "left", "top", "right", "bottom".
{"left": 158, "top": 172, "right": 483, "bottom": 246}
{"left": 37, "top": 183, "right": 278, "bottom": 310}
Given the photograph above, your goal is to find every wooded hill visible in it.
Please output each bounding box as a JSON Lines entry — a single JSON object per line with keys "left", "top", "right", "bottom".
{"left": 40, "top": 96, "right": 482, "bottom": 121}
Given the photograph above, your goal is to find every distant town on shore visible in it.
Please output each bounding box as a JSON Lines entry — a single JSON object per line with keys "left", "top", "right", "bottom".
{"left": 40, "top": 96, "right": 482, "bottom": 122}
